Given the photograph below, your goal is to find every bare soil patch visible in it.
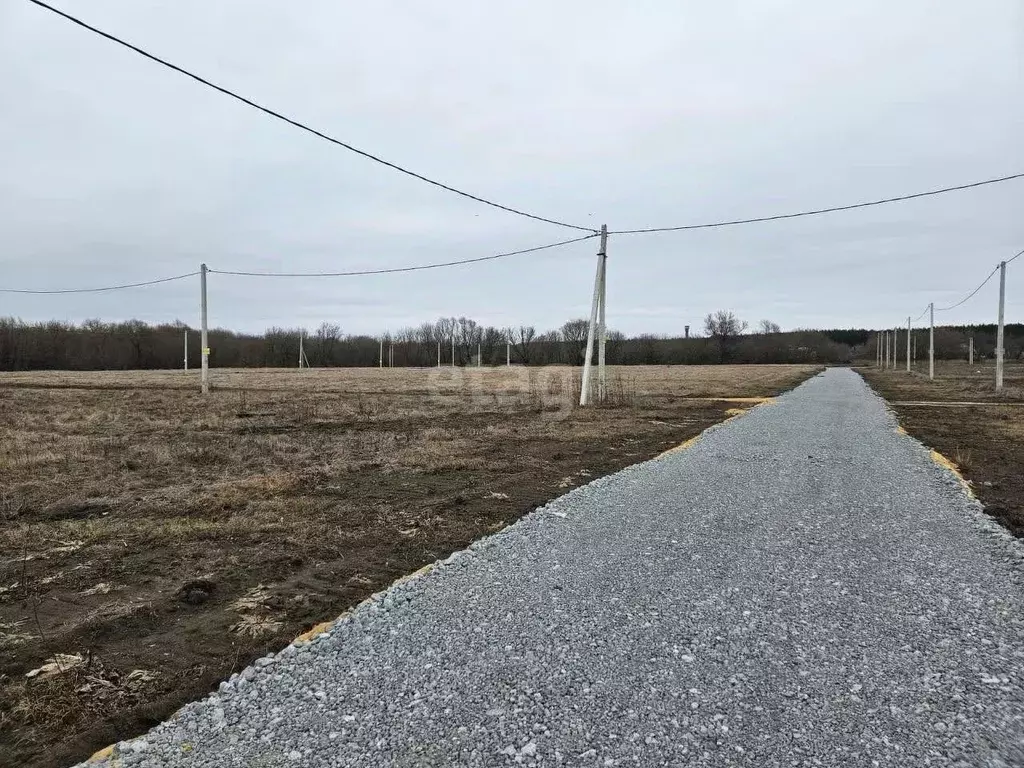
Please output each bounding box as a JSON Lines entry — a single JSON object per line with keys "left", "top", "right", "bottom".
{"left": 859, "top": 361, "right": 1024, "bottom": 537}
{"left": 0, "top": 364, "right": 818, "bottom": 767}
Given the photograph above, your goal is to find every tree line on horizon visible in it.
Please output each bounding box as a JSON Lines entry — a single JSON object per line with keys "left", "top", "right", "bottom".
{"left": 0, "top": 313, "right": 1021, "bottom": 372}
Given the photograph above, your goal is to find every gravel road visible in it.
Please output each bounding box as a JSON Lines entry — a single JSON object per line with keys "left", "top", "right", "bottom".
{"left": 90, "top": 368, "right": 1024, "bottom": 767}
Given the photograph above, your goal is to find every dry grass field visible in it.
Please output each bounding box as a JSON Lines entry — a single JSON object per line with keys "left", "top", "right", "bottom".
{"left": 860, "top": 360, "right": 1024, "bottom": 539}
{"left": 0, "top": 364, "right": 820, "bottom": 767}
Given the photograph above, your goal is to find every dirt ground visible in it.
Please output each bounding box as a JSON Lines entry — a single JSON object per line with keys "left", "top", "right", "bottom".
{"left": 859, "top": 360, "right": 1024, "bottom": 538}
{"left": 0, "top": 364, "right": 819, "bottom": 768}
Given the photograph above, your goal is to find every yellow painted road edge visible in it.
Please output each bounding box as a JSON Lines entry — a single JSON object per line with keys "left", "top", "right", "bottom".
{"left": 656, "top": 398, "right": 775, "bottom": 460}
{"left": 87, "top": 745, "right": 115, "bottom": 764}
{"left": 930, "top": 449, "right": 975, "bottom": 498}
{"left": 292, "top": 561, "right": 437, "bottom": 644}
{"left": 893, "top": 424, "right": 974, "bottom": 499}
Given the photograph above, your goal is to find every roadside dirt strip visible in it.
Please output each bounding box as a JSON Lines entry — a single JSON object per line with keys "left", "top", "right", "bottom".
{"left": 82, "top": 369, "right": 1024, "bottom": 767}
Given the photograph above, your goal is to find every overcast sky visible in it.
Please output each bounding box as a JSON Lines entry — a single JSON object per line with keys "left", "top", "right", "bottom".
{"left": 1, "top": 0, "right": 1021, "bottom": 336}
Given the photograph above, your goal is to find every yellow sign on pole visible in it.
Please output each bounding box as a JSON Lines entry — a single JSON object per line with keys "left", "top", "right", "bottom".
{"left": 203, "top": 347, "right": 211, "bottom": 355}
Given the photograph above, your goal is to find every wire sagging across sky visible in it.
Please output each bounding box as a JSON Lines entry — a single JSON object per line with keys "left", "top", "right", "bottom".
{"left": 610, "top": 173, "right": 1024, "bottom": 235}
{"left": 25, "top": 0, "right": 1024, "bottom": 242}
{"left": 208, "top": 233, "right": 600, "bottom": 277}
{"left": 0, "top": 235, "right": 598, "bottom": 293}
{"left": 934, "top": 265, "right": 1002, "bottom": 313}
{"left": 0, "top": 271, "right": 199, "bottom": 295}
{"left": 24, "top": 0, "right": 596, "bottom": 234}
{"left": 928, "top": 247, "right": 1023, "bottom": 313}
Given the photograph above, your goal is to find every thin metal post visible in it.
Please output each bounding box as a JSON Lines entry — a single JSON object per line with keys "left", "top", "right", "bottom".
{"left": 200, "top": 264, "right": 209, "bottom": 394}
{"left": 997, "top": 260, "right": 1006, "bottom": 390}
{"left": 579, "top": 225, "right": 608, "bottom": 406}
{"left": 906, "top": 317, "right": 911, "bottom": 372}
{"left": 929, "top": 303, "right": 935, "bottom": 380}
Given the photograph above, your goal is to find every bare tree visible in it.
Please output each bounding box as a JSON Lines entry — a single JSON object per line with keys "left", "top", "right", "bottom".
{"left": 481, "top": 326, "right": 502, "bottom": 364}
{"left": 561, "top": 318, "right": 590, "bottom": 365}
{"left": 314, "top": 322, "right": 341, "bottom": 365}
{"left": 758, "top": 320, "right": 781, "bottom": 335}
{"left": 508, "top": 325, "right": 536, "bottom": 365}
{"left": 704, "top": 311, "right": 748, "bottom": 338}
{"left": 704, "top": 310, "right": 748, "bottom": 363}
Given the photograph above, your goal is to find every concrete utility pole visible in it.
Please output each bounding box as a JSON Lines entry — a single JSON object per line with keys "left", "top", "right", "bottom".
{"left": 913, "top": 334, "right": 917, "bottom": 365}
{"left": 451, "top": 335, "right": 455, "bottom": 367}
{"left": 893, "top": 327, "right": 898, "bottom": 369}
{"left": 929, "top": 302, "right": 935, "bottom": 381}
{"left": 389, "top": 342, "right": 394, "bottom": 368}
{"left": 379, "top": 338, "right": 383, "bottom": 368}
{"left": 506, "top": 337, "right": 511, "bottom": 366}
{"left": 906, "top": 317, "right": 911, "bottom": 373}
{"left": 298, "top": 330, "right": 305, "bottom": 369}
{"left": 884, "top": 332, "right": 889, "bottom": 370}
{"left": 200, "top": 264, "right": 209, "bottom": 394}
{"left": 477, "top": 342, "right": 482, "bottom": 367}
{"left": 598, "top": 241, "right": 607, "bottom": 401}
{"left": 580, "top": 225, "right": 608, "bottom": 406}
{"left": 184, "top": 330, "right": 188, "bottom": 371}
{"left": 997, "top": 260, "right": 1007, "bottom": 390}
{"left": 437, "top": 340, "right": 441, "bottom": 367}
{"left": 969, "top": 336, "right": 974, "bottom": 366}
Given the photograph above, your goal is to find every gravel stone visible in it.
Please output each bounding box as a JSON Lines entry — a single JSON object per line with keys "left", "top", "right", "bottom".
{"left": 83, "top": 369, "right": 1024, "bottom": 766}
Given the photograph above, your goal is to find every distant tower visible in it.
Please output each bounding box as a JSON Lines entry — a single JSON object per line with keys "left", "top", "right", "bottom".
{"left": 684, "top": 325, "right": 690, "bottom": 339}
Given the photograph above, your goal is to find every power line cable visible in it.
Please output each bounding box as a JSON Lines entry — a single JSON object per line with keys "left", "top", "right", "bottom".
{"left": 609, "top": 173, "right": 1024, "bottom": 235}
{"left": 208, "top": 233, "right": 600, "bottom": 277}
{"left": 25, "top": 0, "right": 596, "bottom": 234}
{"left": 931, "top": 247, "right": 1023, "bottom": 312}
{"left": 912, "top": 305, "right": 930, "bottom": 323}
{"left": 0, "top": 271, "right": 199, "bottom": 294}
{"left": 934, "top": 264, "right": 1001, "bottom": 312}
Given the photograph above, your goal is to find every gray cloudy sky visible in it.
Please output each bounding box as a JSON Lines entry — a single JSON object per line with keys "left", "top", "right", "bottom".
{"left": 1, "top": 0, "right": 1021, "bottom": 336}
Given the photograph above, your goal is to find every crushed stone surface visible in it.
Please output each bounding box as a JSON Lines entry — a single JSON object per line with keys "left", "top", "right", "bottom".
{"left": 87, "top": 368, "right": 1024, "bottom": 767}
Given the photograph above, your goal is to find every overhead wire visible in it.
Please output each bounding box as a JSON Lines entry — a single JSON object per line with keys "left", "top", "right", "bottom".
{"left": 934, "top": 264, "right": 1001, "bottom": 312}
{"left": 26, "top": 2, "right": 1024, "bottom": 240}
{"left": 609, "top": 173, "right": 1024, "bottom": 235}
{"left": 208, "top": 233, "right": 600, "bottom": 277}
{"left": 930, "top": 247, "right": 1024, "bottom": 312}
{"left": 24, "top": 0, "right": 597, "bottom": 234}
{"left": 0, "top": 271, "right": 199, "bottom": 295}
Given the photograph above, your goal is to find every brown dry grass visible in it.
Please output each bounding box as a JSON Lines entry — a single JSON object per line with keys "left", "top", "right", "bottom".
{"left": 859, "top": 361, "right": 1024, "bottom": 540}
{"left": 0, "top": 364, "right": 819, "bottom": 767}
{"left": 860, "top": 359, "right": 1024, "bottom": 403}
